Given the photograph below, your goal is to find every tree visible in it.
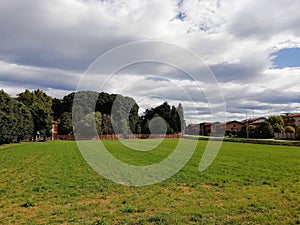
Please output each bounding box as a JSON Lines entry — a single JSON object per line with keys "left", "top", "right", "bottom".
{"left": 267, "top": 116, "right": 284, "bottom": 133}
{"left": 0, "top": 90, "right": 33, "bottom": 144}
{"left": 140, "top": 102, "right": 182, "bottom": 134}
{"left": 94, "top": 112, "right": 102, "bottom": 135}
{"left": 75, "top": 112, "right": 102, "bottom": 138}
{"left": 52, "top": 98, "right": 63, "bottom": 120}
{"left": 58, "top": 112, "right": 73, "bottom": 135}
{"left": 285, "top": 126, "right": 295, "bottom": 133}
{"left": 170, "top": 106, "right": 179, "bottom": 133}
{"left": 54, "top": 91, "right": 140, "bottom": 134}
{"left": 17, "top": 89, "right": 52, "bottom": 140}
{"left": 102, "top": 114, "right": 113, "bottom": 134}
{"left": 256, "top": 121, "right": 274, "bottom": 138}
{"left": 15, "top": 101, "right": 34, "bottom": 142}
{"left": 296, "top": 126, "right": 300, "bottom": 139}
{"left": 149, "top": 115, "right": 167, "bottom": 134}
{"left": 238, "top": 125, "right": 257, "bottom": 138}
{"left": 177, "top": 103, "right": 185, "bottom": 134}
{"left": 238, "top": 122, "right": 273, "bottom": 139}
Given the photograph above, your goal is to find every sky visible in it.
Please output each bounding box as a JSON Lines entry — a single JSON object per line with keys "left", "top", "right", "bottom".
{"left": 0, "top": 0, "right": 300, "bottom": 123}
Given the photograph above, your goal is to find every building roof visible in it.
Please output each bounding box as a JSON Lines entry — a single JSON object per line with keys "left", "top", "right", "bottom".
{"left": 226, "top": 120, "right": 242, "bottom": 125}
{"left": 240, "top": 117, "right": 266, "bottom": 124}
{"left": 200, "top": 122, "right": 212, "bottom": 126}
{"left": 282, "top": 113, "right": 300, "bottom": 118}
{"left": 186, "top": 124, "right": 200, "bottom": 128}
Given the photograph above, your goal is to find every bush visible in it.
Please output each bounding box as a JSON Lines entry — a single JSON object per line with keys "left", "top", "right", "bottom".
{"left": 285, "top": 126, "right": 295, "bottom": 133}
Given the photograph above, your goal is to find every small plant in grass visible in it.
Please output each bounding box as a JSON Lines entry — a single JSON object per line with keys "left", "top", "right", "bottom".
{"left": 120, "top": 204, "right": 145, "bottom": 213}
{"left": 91, "top": 218, "right": 107, "bottom": 225}
{"left": 21, "top": 200, "right": 35, "bottom": 208}
{"left": 121, "top": 204, "right": 136, "bottom": 213}
{"left": 147, "top": 215, "right": 166, "bottom": 223}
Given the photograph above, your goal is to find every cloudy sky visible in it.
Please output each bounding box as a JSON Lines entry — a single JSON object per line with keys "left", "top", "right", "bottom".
{"left": 1, "top": 0, "right": 300, "bottom": 123}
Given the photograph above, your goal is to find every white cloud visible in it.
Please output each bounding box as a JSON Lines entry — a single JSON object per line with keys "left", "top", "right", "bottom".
{"left": 0, "top": 0, "right": 300, "bottom": 123}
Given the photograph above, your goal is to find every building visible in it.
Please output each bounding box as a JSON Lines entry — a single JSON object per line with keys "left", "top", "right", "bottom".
{"left": 211, "top": 122, "right": 226, "bottom": 136}
{"left": 241, "top": 117, "right": 266, "bottom": 126}
{"left": 52, "top": 121, "right": 59, "bottom": 140}
{"left": 225, "top": 120, "right": 243, "bottom": 132}
{"left": 199, "top": 122, "right": 211, "bottom": 136}
{"left": 185, "top": 124, "right": 200, "bottom": 135}
{"left": 281, "top": 113, "right": 300, "bottom": 127}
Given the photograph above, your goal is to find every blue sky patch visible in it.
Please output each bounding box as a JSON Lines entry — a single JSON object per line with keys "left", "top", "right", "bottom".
{"left": 272, "top": 48, "right": 300, "bottom": 68}
{"left": 175, "top": 12, "right": 186, "bottom": 21}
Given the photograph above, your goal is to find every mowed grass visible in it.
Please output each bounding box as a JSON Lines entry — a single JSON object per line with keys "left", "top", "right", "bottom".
{"left": 0, "top": 139, "right": 299, "bottom": 225}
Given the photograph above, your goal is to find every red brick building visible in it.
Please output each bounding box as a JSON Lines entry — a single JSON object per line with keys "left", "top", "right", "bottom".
{"left": 281, "top": 113, "right": 300, "bottom": 127}
{"left": 226, "top": 120, "right": 243, "bottom": 132}
{"left": 51, "top": 121, "right": 59, "bottom": 140}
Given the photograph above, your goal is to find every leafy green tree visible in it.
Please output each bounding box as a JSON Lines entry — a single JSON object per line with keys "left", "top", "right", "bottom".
{"left": 110, "top": 95, "right": 139, "bottom": 134}
{"left": 94, "top": 112, "right": 102, "bottom": 135}
{"left": 170, "top": 106, "right": 179, "bottom": 133}
{"left": 149, "top": 115, "right": 167, "bottom": 134}
{"left": 267, "top": 116, "right": 284, "bottom": 133}
{"left": 15, "top": 101, "right": 34, "bottom": 142}
{"left": 140, "top": 102, "right": 183, "bottom": 134}
{"left": 75, "top": 112, "right": 101, "bottom": 138}
{"left": 141, "top": 119, "right": 150, "bottom": 134}
{"left": 238, "top": 125, "right": 257, "bottom": 138}
{"left": 256, "top": 121, "right": 274, "bottom": 138}
{"left": 135, "top": 122, "right": 142, "bottom": 134}
{"left": 0, "top": 90, "right": 33, "bottom": 144}
{"left": 296, "top": 126, "right": 300, "bottom": 139}
{"left": 239, "top": 122, "right": 273, "bottom": 139}
{"left": 102, "top": 114, "right": 113, "bottom": 134}
{"left": 177, "top": 103, "right": 185, "bottom": 134}
{"left": 17, "top": 89, "right": 52, "bottom": 140}
{"left": 58, "top": 112, "right": 73, "bottom": 135}
{"left": 54, "top": 91, "right": 139, "bottom": 134}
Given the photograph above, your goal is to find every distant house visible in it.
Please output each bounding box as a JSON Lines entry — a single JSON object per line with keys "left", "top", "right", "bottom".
{"left": 187, "top": 117, "right": 268, "bottom": 137}
{"left": 281, "top": 113, "right": 300, "bottom": 127}
{"left": 226, "top": 120, "right": 243, "bottom": 132}
{"left": 199, "top": 122, "right": 212, "bottom": 136}
{"left": 241, "top": 117, "right": 266, "bottom": 126}
{"left": 185, "top": 124, "right": 200, "bottom": 135}
{"left": 51, "top": 121, "right": 59, "bottom": 140}
{"left": 211, "top": 122, "right": 225, "bottom": 136}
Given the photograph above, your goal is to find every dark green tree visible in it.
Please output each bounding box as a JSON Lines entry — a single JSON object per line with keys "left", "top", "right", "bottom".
{"left": 238, "top": 125, "right": 257, "bottom": 138}
{"left": 54, "top": 91, "right": 139, "bottom": 134}
{"left": 17, "top": 89, "right": 52, "bottom": 140}
{"left": 0, "top": 90, "right": 33, "bottom": 144}
{"left": 102, "top": 114, "right": 113, "bottom": 134}
{"left": 58, "top": 112, "right": 73, "bottom": 135}
{"left": 296, "top": 125, "right": 300, "bottom": 139}
{"left": 140, "top": 102, "right": 183, "bottom": 134}
{"left": 177, "top": 103, "right": 185, "bottom": 134}
{"left": 256, "top": 121, "right": 274, "bottom": 138}
{"left": 267, "top": 116, "right": 284, "bottom": 133}
{"left": 74, "top": 112, "right": 101, "bottom": 138}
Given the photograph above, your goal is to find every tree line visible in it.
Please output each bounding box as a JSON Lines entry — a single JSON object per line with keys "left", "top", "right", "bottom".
{"left": 236, "top": 116, "right": 300, "bottom": 138}
{"left": 0, "top": 89, "right": 185, "bottom": 144}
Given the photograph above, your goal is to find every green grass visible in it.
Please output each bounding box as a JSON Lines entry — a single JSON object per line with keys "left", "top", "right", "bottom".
{"left": 0, "top": 140, "right": 299, "bottom": 224}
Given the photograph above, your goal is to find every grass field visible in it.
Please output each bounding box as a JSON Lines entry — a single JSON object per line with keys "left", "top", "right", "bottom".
{"left": 0, "top": 139, "right": 299, "bottom": 225}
